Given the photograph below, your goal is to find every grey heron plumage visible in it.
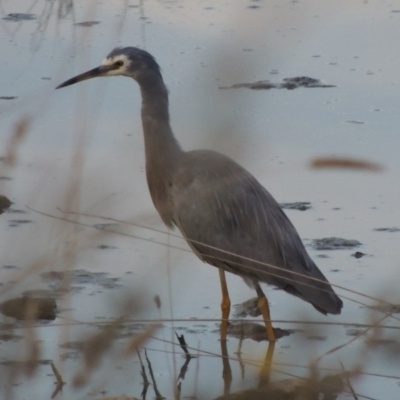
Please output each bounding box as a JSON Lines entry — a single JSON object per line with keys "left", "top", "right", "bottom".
{"left": 57, "top": 47, "right": 343, "bottom": 341}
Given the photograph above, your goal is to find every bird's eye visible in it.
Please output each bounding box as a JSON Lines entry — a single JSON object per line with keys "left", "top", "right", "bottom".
{"left": 114, "top": 60, "right": 124, "bottom": 67}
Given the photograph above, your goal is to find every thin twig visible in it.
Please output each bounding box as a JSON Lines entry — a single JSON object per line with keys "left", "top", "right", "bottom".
{"left": 145, "top": 349, "right": 164, "bottom": 399}
{"left": 137, "top": 350, "right": 150, "bottom": 399}
{"left": 340, "top": 361, "right": 358, "bottom": 400}
{"left": 175, "top": 332, "right": 191, "bottom": 359}
{"left": 50, "top": 362, "right": 64, "bottom": 385}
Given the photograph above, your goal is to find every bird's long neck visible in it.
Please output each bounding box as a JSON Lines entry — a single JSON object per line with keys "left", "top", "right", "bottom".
{"left": 138, "top": 74, "right": 183, "bottom": 227}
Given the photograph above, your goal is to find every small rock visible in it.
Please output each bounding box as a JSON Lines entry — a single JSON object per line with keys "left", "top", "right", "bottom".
{"left": 352, "top": 251, "right": 365, "bottom": 259}
{"left": 0, "top": 195, "right": 12, "bottom": 215}
{"left": 374, "top": 227, "right": 400, "bottom": 233}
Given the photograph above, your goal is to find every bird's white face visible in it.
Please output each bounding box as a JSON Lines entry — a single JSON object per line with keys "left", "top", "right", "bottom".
{"left": 100, "top": 54, "right": 131, "bottom": 76}
{"left": 56, "top": 47, "right": 160, "bottom": 89}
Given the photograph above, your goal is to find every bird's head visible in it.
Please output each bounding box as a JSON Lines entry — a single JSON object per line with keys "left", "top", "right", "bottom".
{"left": 56, "top": 47, "right": 162, "bottom": 89}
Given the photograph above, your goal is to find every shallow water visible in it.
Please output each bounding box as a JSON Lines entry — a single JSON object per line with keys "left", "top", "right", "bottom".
{"left": 0, "top": 0, "right": 399, "bottom": 399}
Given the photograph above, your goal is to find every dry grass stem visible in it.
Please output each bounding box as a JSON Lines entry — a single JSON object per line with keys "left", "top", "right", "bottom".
{"left": 310, "top": 157, "right": 383, "bottom": 172}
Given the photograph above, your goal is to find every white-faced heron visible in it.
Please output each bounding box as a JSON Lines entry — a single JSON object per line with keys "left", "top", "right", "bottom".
{"left": 56, "top": 47, "right": 343, "bottom": 341}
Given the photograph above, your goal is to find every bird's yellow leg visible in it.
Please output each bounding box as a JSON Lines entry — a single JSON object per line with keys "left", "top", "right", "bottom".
{"left": 259, "top": 341, "right": 275, "bottom": 386}
{"left": 219, "top": 269, "right": 231, "bottom": 341}
{"left": 220, "top": 336, "right": 232, "bottom": 395}
{"left": 255, "top": 283, "right": 275, "bottom": 342}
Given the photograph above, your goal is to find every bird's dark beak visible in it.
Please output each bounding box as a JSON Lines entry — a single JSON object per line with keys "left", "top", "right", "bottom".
{"left": 56, "top": 65, "right": 115, "bottom": 89}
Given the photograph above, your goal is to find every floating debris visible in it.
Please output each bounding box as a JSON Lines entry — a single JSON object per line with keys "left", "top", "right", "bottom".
{"left": 0, "top": 96, "right": 18, "bottom": 100}
{"left": 74, "top": 21, "right": 101, "bottom": 27}
{"left": 8, "top": 219, "right": 33, "bottom": 227}
{"left": 373, "top": 227, "right": 400, "bottom": 233}
{"left": 307, "top": 335, "right": 327, "bottom": 341}
{"left": 0, "top": 296, "right": 57, "bottom": 320}
{"left": 280, "top": 202, "right": 312, "bottom": 211}
{"left": 220, "top": 76, "right": 335, "bottom": 90}
{"left": 2, "top": 265, "right": 18, "bottom": 270}
{"left": 311, "top": 237, "right": 362, "bottom": 250}
{"left": 2, "top": 13, "right": 36, "bottom": 22}
{"left": 346, "top": 120, "right": 365, "bottom": 124}
{"left": 5, "top": 208, "right": 27, "bottom": 214}
{"left": 97, "top": 244, "right": 117, "bottom": 250}
{"left": 94, "top": 223, "right": 119, "bottom": 230}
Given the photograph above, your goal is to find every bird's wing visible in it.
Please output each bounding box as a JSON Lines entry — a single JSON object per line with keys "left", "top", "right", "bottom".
{"left": 172, "top": 150, "right": 342, "bottom": 314}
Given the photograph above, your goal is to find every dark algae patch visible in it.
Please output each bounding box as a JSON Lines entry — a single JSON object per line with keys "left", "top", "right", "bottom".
{"left": 41, "top": 269, "right": 122, "bottom": 293}
{"left": 227, "top": 322, "right": 292, "bottom": 342}
{"left": 2, "top": 13, "right": 36, "bottom": 22}
{"left": 220, "top": 76, "right": 335, "bottom": 90}
{"left": 0, "top": 296, "right": 57, "bottom": 320}
{"left": 311, "top": 237, "right": 362, "bottom": 250}
{"left": 8, "top": 219, "right": 33, "bottom": 227}
{"left": 280, "top": 202, "right": 312, "bottom": 211}
{"left": 74, "top": 21, "right": 101, "bottom": 27}
{"left": 373, "top": 227, "right": 400, "bottom": 233}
